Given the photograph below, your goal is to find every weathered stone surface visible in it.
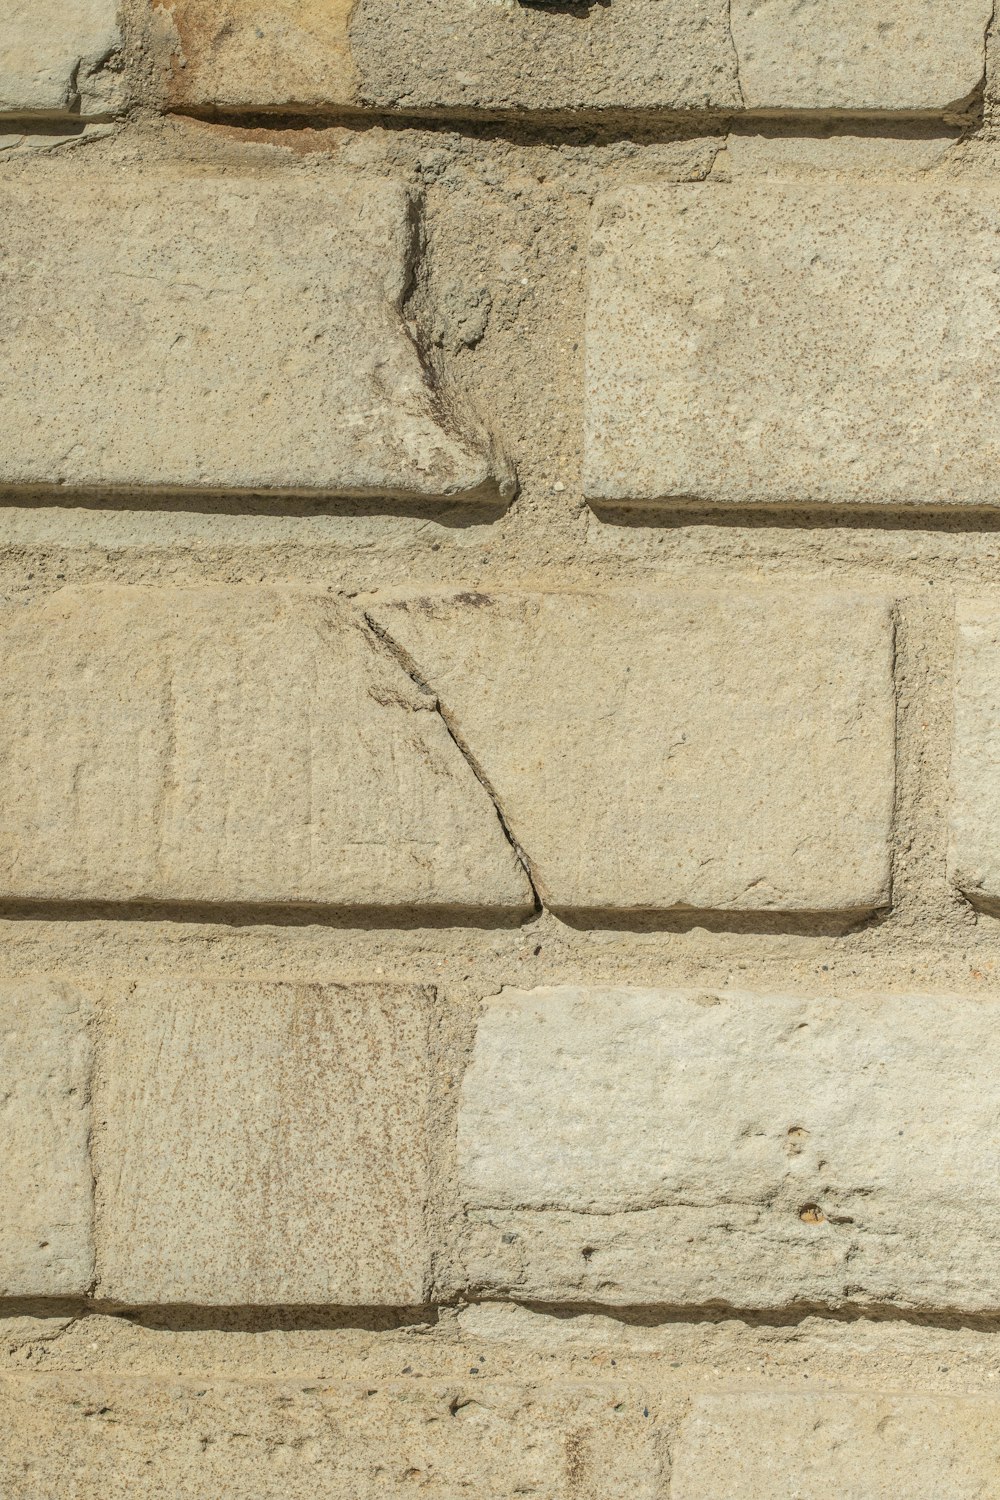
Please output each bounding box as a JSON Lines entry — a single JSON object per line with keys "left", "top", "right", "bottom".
{"left": 95, "top": 980, "right": 432, "bottom": 1305}
{"left": 1, "top": 0, "right": 122, "bottom": 116}
{"left": 0, "top": 982, "right": 93, "bottom": 1297}
{"left": 949, "top": 601, "right": 1000, "bottom": 909}
{"left": 0, "top": 1376, "right": 660, "bottom": 1496}
{"left": 459, "top": 986, "right": 1000, "bottom": 1310}
{"left": 585, "top": 182, "right": 1000, "bottom": 508}
{"left": 368, "top": 588, "right": 894, "bottom": 914}
{"left": 732, "top": 0, "right": 990, "bottom": 113}
{"left": 0, "top": 586, "right": 530, "bottom": 911}
{"left": 672, "top": 1393, "right": 1000, "bottom": 1498}
{"left": 0, "top": 169, "right": 502, "bottom": 502}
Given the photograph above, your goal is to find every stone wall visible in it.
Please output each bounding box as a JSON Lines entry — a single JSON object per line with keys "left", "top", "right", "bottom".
{"left": 3, "top": 2, "right": 1000, "bottom": 1493}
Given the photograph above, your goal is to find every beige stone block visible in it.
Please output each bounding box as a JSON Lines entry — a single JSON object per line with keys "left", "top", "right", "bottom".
{"left": 367, "top": 587, "right": 895, "bottom": 915}
{"left": 0, "top": 586, "right": 530, "bottom": 912}
{"left": 585, "top": 182, "right": 1000, "bottom": 509}
{"left": 672, "top": 1393, "right": 1000, "bottom": 1498}
{"left": 0, "top": 169, "right": 503, "bottom": 502}
{"left": 0, "top": 1376, "right": 660, "bottom": 1496}
{"left": 95, "top": 980, "right": 432, "bottom": 1305}
{"left": 0, "top": 981, "right": 93, "bottom": 1297}
{"left": 732, "top": 0, "right": 990, "bottom": 113}
{"left": 1, "top": 0, "right": 122, "bottom": 116}
{"left": 459, "top": 986, "right": 1000, "bottom": 1310}
{"left": 949, "top": 600, "right": 1000, "bottom": 909}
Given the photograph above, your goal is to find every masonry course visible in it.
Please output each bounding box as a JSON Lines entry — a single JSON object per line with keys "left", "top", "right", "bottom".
{"left": 0, "top": 0, "right": 123, "bottom": 117}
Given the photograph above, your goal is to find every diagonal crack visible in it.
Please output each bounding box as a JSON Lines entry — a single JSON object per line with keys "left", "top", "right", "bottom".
{"left": 362, "top": 610, "right": 543, "bottom": 911}
{"left": 726, "top": 0, "right": 746, "bottom": 109}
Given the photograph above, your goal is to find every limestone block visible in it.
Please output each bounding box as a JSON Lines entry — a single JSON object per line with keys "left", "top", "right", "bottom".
{"left": 731, "top": 0, "right": 990, "bottom": 113}
{"left": 95, "top": 980, "right": 433, "bottom": 1305}
{"left": 948, "top": 601, "right": 1000, "bottom": 909}
{"left": 367, "top": 588, "right": 895, "bottom": 914}
{"left": 585, "top": 182, "right": 1000, "bottom": 509}
{"left": 0, "top": 981, "right": 93, "bottom": 1297}
{"left": 1, "top": 0, "right": 122, "bottom": 116}
{"left": 0, "top": 169, "right": 502, "bottom": 502}
{"left": 672, "top": 1393, "right": 1000, "bottom": 1498}
{"left": 0, "top": 586, "right": 530, "bottom": 911}
{"left": 459, "top": 986, "right": 1000, "bottom": 1310}
{"left": 0, "top": 1376, "right": 660, "bottom": 1496}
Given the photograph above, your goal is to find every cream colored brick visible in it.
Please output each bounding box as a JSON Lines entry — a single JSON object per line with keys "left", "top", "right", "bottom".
{"left": 949, "top": 600, "right": 1000, "bottom": 909}
{"left": 367, "top": 587, "right": 895, "bottom": 915}
{"left": 0, "top": 587, "right": 530, "bottom": 912}
{"left": 585, "top": 182, "right": 1000, "bottom": 509}
{"left": 732, "top": 0, "right": 990, "bottom": 113}
{"left": 0, "top": 981, "right": 93, "bottom": 1297}
{"left": 1, "top": 0, "right": 122, "bottom": 116}
{"left": 672, "top": 1393, "right": 1000, "bottom": 1498}
{"left": 459, "top": 986, "right": 1000, "bottom": 1311}
{"left": 0, "top": 1376, "right": 660, "bottom": 1496}
{"left": 0, "top": 168, "right": 503, "bottom": 502}
{"left": 95, "top": 980, "right": 432, "bottom": 1305}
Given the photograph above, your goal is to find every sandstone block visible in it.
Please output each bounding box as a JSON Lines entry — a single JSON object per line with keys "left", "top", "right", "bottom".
{"left": 0, "top": 1376, "right": 660, "bottom": 1496}
{"left": 1, "top": 1, "right": 122, "bottom": 116}
{"left": 948, "top": 600, "right": 1000, "bottom": 909}
{"left": 0, "top": 981, "right": 93, "bottom": 1297}
{"left": 672, "top": 1393, "right": 1000, "bottom": 1498}
{"left": 585, "top": 182, "right": 1000, "bottom": 509}
{"left": 0, "top": 587, "right": 530, "bottom": 911}
{"left": 95, "top": 980, "right": 432, "bottom": 1305}
{"left": 367, "top": 588, "right": 895, "bottom": 915}
{"left": 459, "top": 986, "right": 1000, "bottom": 1310}
{"left": 0, "top": 169, "right": 502, "bottom": 502}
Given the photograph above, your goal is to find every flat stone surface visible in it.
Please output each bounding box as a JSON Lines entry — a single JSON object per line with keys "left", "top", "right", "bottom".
{"left": 949, "top": 600, "right": 1000, "bottom": 909}
{"left": 0, "top": 1376, "right": 660, "bottom": 1496}
{"left": 585, "top": 182, "right": 1000, "bottom": 509}
{"left": 459, "top": 986, "right": 1000, "bottom": 1310}
{"left": 672, "top": 1393, "right": 1000, "bottom": 1498}
{"left": 367, "top": 588, "right": 894, "bottom": 914}
{"left": 0, "top": 168, "right": 502, "bottom": 502}
{"left": 0, "top": 981, "right": 93, "bottom": 1297}
{"left": 732, "top": 0, "right": 990, "bottom": 113}
{"left": 95, "top": 980, "right": 433, "bottom": 1305}
{"left": 1, "top": 0, "right": 122, "bottom": 116}
{"left": 0, "top": 586, "right": 530, "bottom": 911}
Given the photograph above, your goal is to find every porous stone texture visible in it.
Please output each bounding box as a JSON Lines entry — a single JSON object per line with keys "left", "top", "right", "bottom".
{"left": 0, "top": 981, "right": 93, "bottom": 1297}
{"left": 0, "top": 0, "right": 123, "bottom": 117}
{"left": 0, "top": 168, "right": 503, "bottom": 502}
{"left": 672, "top": 1393, "right": 1000, "bottom": 1498}
{"left": 95, "top": 980, "right": 432, "bottom": 1305}
{"left": 368, "top": 588, "right": 895, "bottom": 914}
{"left": 585, "top": 181, "right": 1000, "bottom": 509}
{"left": 949, "top": 600, "right": 1000, "bottom": 910}
{"left": 0, "top": 586, "right": 530, "bottom": 912}
{"left": 459, "top": 985, "right": 1000, "bottom": 1311}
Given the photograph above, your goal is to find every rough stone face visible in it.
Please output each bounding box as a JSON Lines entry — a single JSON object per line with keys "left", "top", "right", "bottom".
{"left": 0, "top": 586, "right": 530, "bottom": 912}
{"left": 1, "top": 0, "right": 122, "bottom": 116}
{"left": 0, "top": 981, "right": 93, "bottom": 1297}
{"left": 731, "top": 0, "right": 990, "bottom": 113}
{"left": 0, "top": 169, "right": 503, "bottom": 502}
{"left": 459, "top": 986, "right": 1000, "bottom": 1310}
{"left": 585, "top": 182, "right": 1000, "bottom": 508}
{"left": 0, "top": 1376, "right": 660, "bottom": 1496}
{"left": 367, "top": 588, "right": 895, "bottom": 914}
{"left": 948, "top": 600, "right": 1000, "bottom": 910}
{"left": 95, "top": 980, "right": 432, "bottom": 1305}
{"left": 672, "top": 1393, "right": 1000, "bottom": 1498}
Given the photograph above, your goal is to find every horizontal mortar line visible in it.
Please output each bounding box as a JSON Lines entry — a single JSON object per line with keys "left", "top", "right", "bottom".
{"left": 0, "top": 899, "right": 535, "bottom": 931}
{"left": 588, "top": 503, "right": 1000, "bottom": 535}
{"left": 0, "top": 484, "right": 509, "bottom": 516}
{"left": 468, "top": 1299, "right": 1000, "bottom": 1333}
{"left": 0, "top": 1299, "right": 439, "bottom": 1333}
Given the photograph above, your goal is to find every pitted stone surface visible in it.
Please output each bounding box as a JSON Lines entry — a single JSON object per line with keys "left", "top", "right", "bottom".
{"left": 368, "top": 587, "right": 895, "bottom": 914}
{"left": 0, "top": 981, "right": 93, "bottom": 1297}
{"left": 0, "top": 169, "right": 502, "bottom": 502}
{"left": 585, "top": 182, "right": 1000, "bottom": 508}
{"left": 95, "top": 980, "right": 433, "bottom": 1306}
{"left": 1, "top": 0, "right": 122, "bottom": 116}
{"left": 459, "top": 986, "right": 1000, "bottom": 1310}
{"left": 0, "top": 587, "right": 531, "bottom": 911}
